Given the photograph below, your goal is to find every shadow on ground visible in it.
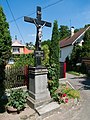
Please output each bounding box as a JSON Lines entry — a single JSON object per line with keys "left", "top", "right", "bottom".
{"left": 71, "top": 76, "right": 90, "bottom": 90}
{"left": 67, "top": 73, "right": 90, "bottom": 90}
{"left": 79, "top": 77, "right": 90, "bottom": 90}
{"left": 0, "top": 94, "right": 8, "bottom": 113}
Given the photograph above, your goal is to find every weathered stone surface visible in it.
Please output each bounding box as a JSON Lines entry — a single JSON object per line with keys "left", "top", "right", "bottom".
{"left": 27, "top": 67, "right": 51, "bottom": 109}
{"left": 36, "top": 102, "right": 60, "bottom": 119}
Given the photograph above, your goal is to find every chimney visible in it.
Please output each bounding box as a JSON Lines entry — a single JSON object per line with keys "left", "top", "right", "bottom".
{"left": 71, "top": 26, "right": 74, "bottom": 37}
{"left": 15, "top": 35, "right": 17, "bottom": 40}
{"left": 20, "top": 40, "right": 22, "bottom": 44}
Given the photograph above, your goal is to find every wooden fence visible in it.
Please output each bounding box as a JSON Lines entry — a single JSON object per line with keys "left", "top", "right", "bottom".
{"left": 5, "top": 66, "right": 28, "bottom": 89}
{"left": 82, "top": 58, "right": 90, "bottom": 74}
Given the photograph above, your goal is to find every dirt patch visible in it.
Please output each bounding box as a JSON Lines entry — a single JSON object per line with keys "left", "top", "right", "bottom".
{"left": 0, "top": 104, "right": 37, "bottom": 120}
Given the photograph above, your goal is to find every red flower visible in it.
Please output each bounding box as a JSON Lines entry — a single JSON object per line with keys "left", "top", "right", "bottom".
{"left": 62, "top": 93, "right": 67, "bottom": 97}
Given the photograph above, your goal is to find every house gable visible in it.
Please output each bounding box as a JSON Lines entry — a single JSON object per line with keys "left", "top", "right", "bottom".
{"left": 12, "top": 40, "right": 25, "bottom": 54}
{"left": 60, "top": 26, "right": 90, "bottom": 62}
{"left": 60, "top": 26, "right": 90, "bottom": 48}
{"left": 12, "top": 40, "right": 33, "bottom": 55}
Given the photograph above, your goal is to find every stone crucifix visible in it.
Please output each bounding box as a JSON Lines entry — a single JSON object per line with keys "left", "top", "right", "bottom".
{"left": 24, "top": 6, "right": 51, "bottom": 67}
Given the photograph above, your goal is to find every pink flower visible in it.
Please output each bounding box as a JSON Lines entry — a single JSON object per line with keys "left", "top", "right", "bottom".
{"left": 65, "top": 98, "right": 68, "bottom": 103}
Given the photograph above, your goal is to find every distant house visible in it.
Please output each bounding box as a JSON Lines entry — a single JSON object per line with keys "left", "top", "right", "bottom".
{"left": 60, "top": 26, "right": 90, "bottom": 62}
{"left": 12, "top": 40, "right": 33, "bottom": 55}
{"left": 8, "top": 38, "right": 33, "bottom": 65}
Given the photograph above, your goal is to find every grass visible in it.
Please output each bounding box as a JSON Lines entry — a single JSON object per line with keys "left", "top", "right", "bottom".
{"left": 67, "top": 71, "right": 81, "bottom": 76}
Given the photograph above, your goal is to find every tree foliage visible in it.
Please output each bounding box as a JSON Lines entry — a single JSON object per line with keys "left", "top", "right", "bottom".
{"left": 69, "top": 27, "right": 90, "bottom": 73}
{"left": 50, "top": 20, "right": 60, "bottom": 64}
{"left": 0, "top": 6, "right": 11, "bottom": 111}
{"left": 59, "top": 25, "right": 70, "bottom": 40}
{"left": 82, "top": 29, "right": 90, "bottom": 57}
{"left": 70, "top": 45, "right": 82, "bottom": 71}
{"left": 0, "top": 6, "right": 11, "bottom": 66}
{"left": 49, "top": 20, "right": 60, "bottom": 89}
{"left": 14, "top": 54, "right": 34, "bottom": 67}
{"left": 41, "top": 39, "right": 51, "bottom": 48}
{"left": 41, "top": 44, "right": 50, "bottom": 67}
{"left": 26, "top": 42, "right": 35, "bottom": 50}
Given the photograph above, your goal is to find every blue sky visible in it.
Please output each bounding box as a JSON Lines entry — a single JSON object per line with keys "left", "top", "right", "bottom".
{"left": 0, "top": 0, "right": 90, "bottom": 44}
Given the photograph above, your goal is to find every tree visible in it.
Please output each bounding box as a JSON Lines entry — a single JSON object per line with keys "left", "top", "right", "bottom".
{"left": 0, "top": 6, "right": 11, "bottom": 111}
{"left": 41, "top": 39, "right": 51, "bottom": 48}
{"left": 84, "top": 24, "right": 90, "bottom": 28}
{"left": 59, "top": 25, "right": 70, "bottom": 40}
{"left": 26, "top": 42, "right": 35, "bottom": 50}
{"left": 70, "top": 45, "right": 82, "bottom": 71}
{"left": 82, "top": 29, "right": 90, "bottom": 57}
{"left": 14, "top": 54, "right": 34, "bottom": 67}
{"left": 69, "top": 27, "right": 90, "bottom": 73}
{"left": 0, "top": 6, "right": 11, "bottom": 65}
{"left": 74, "top": 28, "right": 79, "bottom": 33}
{"left": 41, "top": 44, "right": 50, "bottom": 67}
{"left": 49, "top": 20, "right": 60, "bottom": 89}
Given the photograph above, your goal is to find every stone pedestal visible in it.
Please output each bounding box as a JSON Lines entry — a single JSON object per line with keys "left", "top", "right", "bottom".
{"left": 27, "top": 67, "right": 51, "bottom": 109}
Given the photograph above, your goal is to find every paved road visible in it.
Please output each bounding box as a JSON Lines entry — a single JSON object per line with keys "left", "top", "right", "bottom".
{"left": 67, "top": 73, "right": 90, "bottom": 120}
{"left": 44, "top": 73, "right": 90, "bottom": 120}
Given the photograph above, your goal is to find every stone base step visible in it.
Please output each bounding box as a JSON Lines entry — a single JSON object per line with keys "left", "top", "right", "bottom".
{"left": 36, "top": 102, "right": 60, "bottom": 119}
{"left": 27, "top": 96, "right": 52, "bottom": 109}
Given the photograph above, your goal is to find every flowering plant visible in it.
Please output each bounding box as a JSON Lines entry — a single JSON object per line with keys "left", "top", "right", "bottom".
{"left": 51, "top": 83, "right": 80, "bottom": 104}
{"left": 61, "top": 93, "right": 68, "bottom": 103}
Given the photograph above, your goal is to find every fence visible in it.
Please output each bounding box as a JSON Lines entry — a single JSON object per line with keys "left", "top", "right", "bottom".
{"left": 5, "top": 66, "right": 28, "bottom": 89}
{"left": 82, "top": 58, "right": 90, "bottom": 74}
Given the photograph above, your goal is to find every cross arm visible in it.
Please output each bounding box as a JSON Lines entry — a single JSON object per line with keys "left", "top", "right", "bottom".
{"left": 39, "top": 20, "right": 52, "bottom": 27}
{"left": 24, "top": 16, "right": 36, "bottom": 24}
{"left": 24, "top": 16, "right": 52, "bottom": 27}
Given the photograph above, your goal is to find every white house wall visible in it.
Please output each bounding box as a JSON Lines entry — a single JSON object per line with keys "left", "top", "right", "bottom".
{"left": 60, "top": 45, "right": 73, "bottom": 62}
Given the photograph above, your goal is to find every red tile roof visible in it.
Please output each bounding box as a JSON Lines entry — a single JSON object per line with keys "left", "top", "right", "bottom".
{"left": 60, "top": 26, "right": 90, "bottom": 48}
{"left": 23, "top": 47, "right": 34, "bottom": 54}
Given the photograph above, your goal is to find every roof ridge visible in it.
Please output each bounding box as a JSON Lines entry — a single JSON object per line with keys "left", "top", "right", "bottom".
{"left": 60, "top": 26, "right": 90, "bottom": 48}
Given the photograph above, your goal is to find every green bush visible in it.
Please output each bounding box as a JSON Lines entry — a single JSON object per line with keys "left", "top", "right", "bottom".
{"left": 48, "top": 63, "right": 59, "bottom": 96}
{"left": 7, "top": 89, "right": 27, "bottom": 110}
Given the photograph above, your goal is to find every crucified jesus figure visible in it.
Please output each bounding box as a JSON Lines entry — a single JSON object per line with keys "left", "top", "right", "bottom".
{"left": 34, "top": 20, "right": 46, "bottom": 50}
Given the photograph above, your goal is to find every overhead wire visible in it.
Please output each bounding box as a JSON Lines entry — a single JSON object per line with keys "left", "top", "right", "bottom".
{"left": 6, "top": 0, "right": 25, "bottom": 44}
{"left": 9, "top": 0, "right": 64, "bottom": 23}
{"left": 6, "top": 0, "right": 64, "bottom": 43}
{"left": 43, "top": 0, "right": 63, "bottom": 9}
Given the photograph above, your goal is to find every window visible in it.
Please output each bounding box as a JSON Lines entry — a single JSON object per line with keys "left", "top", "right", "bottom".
{"left": 13, "top": 47, "right": 20, "bottom": 53}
